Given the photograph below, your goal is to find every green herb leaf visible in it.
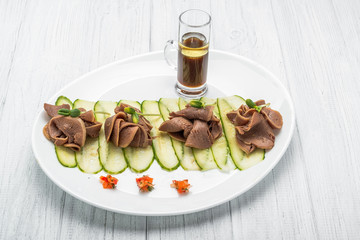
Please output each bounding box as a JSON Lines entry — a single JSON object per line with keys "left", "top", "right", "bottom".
{"left": 189, "top": 100, "right": 205, "bottom": 109}
{"left": 132, "top": 112, "right": 139, "bottom": 124}
{"left": 245, "top": 99, "right": 256, "bottom": 108}
{"left": 69, "top": 109, "right": 81, "bottom": 117}
{"left": 124, "top": 107, "right": 135, "bottom": 114}
{"left": 245, "top": 99, "right": 270, "bottom": 113}
{"left": 58, "top": 108, "right": 71, "bottom": 116}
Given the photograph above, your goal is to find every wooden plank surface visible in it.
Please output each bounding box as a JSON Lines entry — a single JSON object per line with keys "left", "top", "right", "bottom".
{"left": 0, "top": 0, "right": 359, "bottom": 239}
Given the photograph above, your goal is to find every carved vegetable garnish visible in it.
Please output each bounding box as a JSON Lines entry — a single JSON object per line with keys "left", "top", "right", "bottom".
{"left": 100, "top": 175, "right": 118, "bottom": 189}
{"left": 136, "top": 175, "right": 154, "bottom": 192}
{"left": 171, "top": 179, "right": 191, "bottom": 194}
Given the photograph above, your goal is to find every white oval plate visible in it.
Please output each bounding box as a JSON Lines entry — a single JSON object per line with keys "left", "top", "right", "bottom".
{"left": 32, "top": 50, "right": 295, "bottom": 216}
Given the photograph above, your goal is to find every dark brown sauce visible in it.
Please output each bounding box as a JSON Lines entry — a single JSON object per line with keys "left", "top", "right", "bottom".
{"left": 177, "top": 33, "right": 209, "bottom": 88}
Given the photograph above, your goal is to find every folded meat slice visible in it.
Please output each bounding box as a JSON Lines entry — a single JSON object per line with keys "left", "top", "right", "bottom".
{"left": 43, "top": 116, "right": 86, "bottom": 151}
{"left": 159, "top": 117, "right": 193, "bottom": 142}
{"left": 226, "top": 100, "right": 283, "bottom": 154}
{"left": 129, "top": 125, "right": 152, "bottom": 148}
{"left": 170, "top": 105, "right": 214, "bottom": 122}
{"left": 104, "top": 107, "right": 153, "bottom": 148}
{"left": 105, "top": 112, "right": 127, "bottom": 142}
{"left": 209, "top": 116, "right": 223, "bottom": 140}
{"left": 235, "top": 112, "right": 275, "bottom": 154}
{"left": 185, "top": 120, "right": 214, "bottom": 149}
{"left": 44, "top": 103, "right": 70, "bottom": 118}
{"left": 79, "top": 110, "right": 102, "bottom": 138}
{"left": 260, "top": 107, "right": 283, "bottom": 129}
{"left": 117, "top": 122, "right": 138, "bottom": 147}
{"left": 226, "top": 105, "right": 256, "bottom": 126}
{"left": 115, "top": 103, "right": 153, "bottom": 131}
{"left": 159, "top": 104, "right": 223, "bottom": 149}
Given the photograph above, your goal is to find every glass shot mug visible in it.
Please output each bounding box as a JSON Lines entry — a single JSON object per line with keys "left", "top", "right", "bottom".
{"left": 164, "top": 9, "right": 211, "bottom": 98}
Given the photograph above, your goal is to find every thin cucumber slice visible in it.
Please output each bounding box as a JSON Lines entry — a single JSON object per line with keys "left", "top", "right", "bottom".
{"left": 54, "top": 96, "right": 76, "bottom": 168}
{"left": 179, "top": 98, "right": 217, "bottom": 171}
{"left": 118, "top": 100, "right": 140, "bottom": 108}
{"left": 55, "top": 146, "right": 77, "bottom": 168}
{"left": 118, "top": 100, "right": 154, "bottom": 173}
{"left": 142, "top": 100, "right": 179, "bottom": 171}
{"left": 73, "top": 99, "right": 102, "bottom": 173}
{"left": 94, "top": 101, "right": 127, "bottom": 174}
{"left": 55, "top": 95, "right": 73, "bottom": 108}
{"left": 178, "top": 98, "right": 188, "bottom": 109}
{"left": 123, "top": 146, "right": 154, "bottom": 173}
{"left": 201, "top": 97, "right": 235, "bottom": 171}
{"left": 159, "top": 98, "right": 200, "bottom": 171}
{"left": 241, "top": 148, "right": 265, "bottom": 169}
{"left": 217, "top": 96, "right": 265, "bottom": 170}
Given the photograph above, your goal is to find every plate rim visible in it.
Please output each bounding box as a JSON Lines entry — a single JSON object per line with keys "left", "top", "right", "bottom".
{"left": 32, "top": 50, "right": 295, "bottom": 216}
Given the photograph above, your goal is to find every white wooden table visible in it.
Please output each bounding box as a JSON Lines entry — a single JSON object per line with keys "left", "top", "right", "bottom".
{"left": 1, "top": 0, "right": 359, "bottom": 239}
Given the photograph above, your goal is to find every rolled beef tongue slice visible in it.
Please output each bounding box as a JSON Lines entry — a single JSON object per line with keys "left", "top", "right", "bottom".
{"left": 226, "top": 105, "right": 256, "bottom": 126}
{"left": 159, "top": 117, "right": 193, "bottom": 133}
{"left": 84, "top": 123, "right": 102, "bottom": 138}
{"left": 159, "top": 104, "right": 223, "bottom": 149}
{"left": 118, "top": 123, "right": 139, "bottom": 148}
{"left": 110, "top": 118, "right": 122, "bottom": 147}
{"left": 104, "top": 112, "right": 127, "bottom": 142}
{"left": 63, "top": 143, "right": 81, "bottom": 152}
{"left": 79, "top": 110, "right": 96, "bottom": 122}
{"left": 105, "top": 108, "right": 153, "bottom": 148}
{"left": 185, "top": 120, "right": 214, "bottom": 149}
{"left": 47, "top": 116, "right": 86, "bottom": 151}
{"left": 260, "top": 107, "right": 283, "bottom": 129}
{"left": 129, "top": 125, "right": 149, "bottom": 148}
{"left": 235, "top": 112, "right": 275, "bottom": 152}
{"left": 79, "top": 110, "right": 102, "bottom": 138}
{"left": 235, "top": 134, "right": 256, "bottom": 154}
{"left": 226, "top": 100, "right": 283, "bottom": 154}
{"left": 44, "top": 103, "right": 70, "bottom": 118}
{"left": 209, "top": 118, "right": 223, "bottom": 140}
{"left": 170, "top": 105, "right": 214, "bottom": 122}
{"left": 115, "top": 103, "right": 153, "bottom": 130}
{"left": 159, "top": 117, "right": 194, "bottom": 142}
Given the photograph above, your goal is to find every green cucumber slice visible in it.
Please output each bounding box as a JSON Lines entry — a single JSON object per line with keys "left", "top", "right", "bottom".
{"left": 73, "top": 99, "right": 102, "bottom": 173}
{"left": 55, "top": 95, "right": 73, "bottom": 107}
{"left": 201, "top": 97, "right": 235, "bottom": 171}
{"left": 142, "top": 100, "right": 180, "bottom": 171}
{"left": 118, "top": 100, "right": 154, "bottom": 173}
{"left": 178, "top": 98, "right": 217, "bottom": 171}
{"left": 217, "top": 95, "right": 265, "bottom": 170}
{"left": 158, "top": 98, "right": 200, "bottom": 171}
{"left": 118, "top": 100, "right": 140, "bottom": 109}
{"left": 94, "top": 101, "right": 127, "bottom": 174}
{"left": 54, "top": 96, "right": 76, "bottom": 168}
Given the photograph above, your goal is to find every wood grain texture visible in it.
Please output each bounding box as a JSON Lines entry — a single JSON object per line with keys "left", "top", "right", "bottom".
{"left": 0, "top": 0, "right": 359, "bottom": 239}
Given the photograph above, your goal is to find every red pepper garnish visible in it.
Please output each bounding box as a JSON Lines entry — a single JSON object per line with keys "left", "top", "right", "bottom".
{"left": 136, "top": 175, "right": 154, "bottom": 192}
{"left": 171, "top": 179, "right": 191, "bottom": 194}
{"left": 100, "top": 175, "right": 118, "bottom": 189}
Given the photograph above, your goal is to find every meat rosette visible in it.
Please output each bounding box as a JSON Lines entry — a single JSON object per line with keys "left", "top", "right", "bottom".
{"left": 104, "top": 103, "right": 153, "bottom": 148}
{"left": 159, "top": 104, "right": 222, "bottom": 149}
{"left": 226, "top": 100, "right": 283, "bottom": 154}
{"left": 43, "top": 103, "right": 102, "bottom": 151}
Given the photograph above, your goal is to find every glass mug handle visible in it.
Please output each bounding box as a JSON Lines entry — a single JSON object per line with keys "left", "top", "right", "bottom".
{"left": 164, "top": 40, "right": 178, "bottom": 70}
